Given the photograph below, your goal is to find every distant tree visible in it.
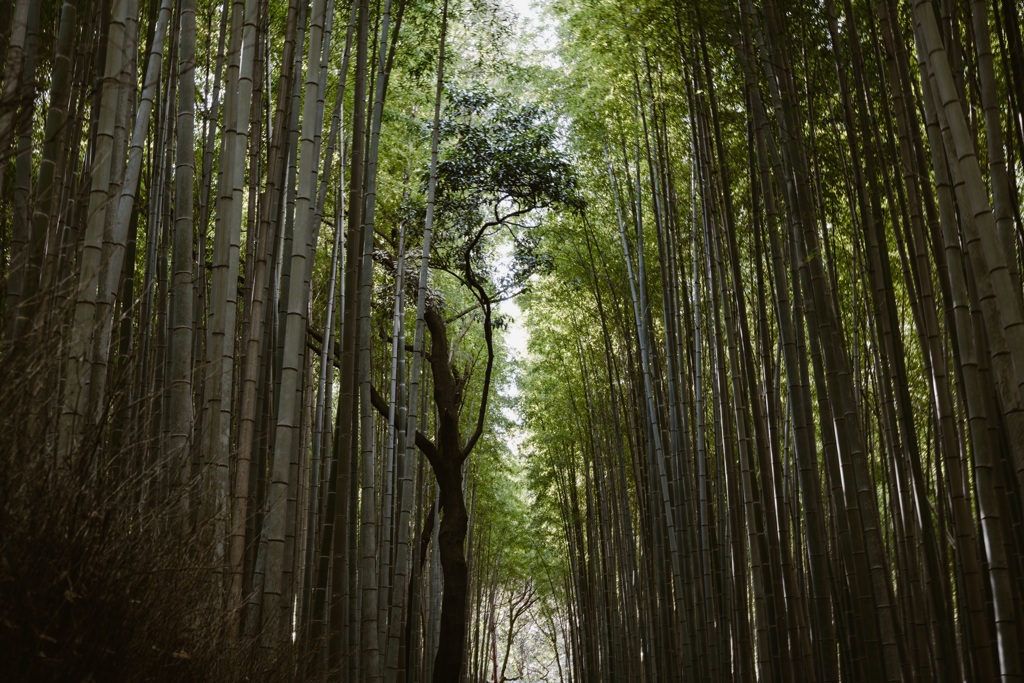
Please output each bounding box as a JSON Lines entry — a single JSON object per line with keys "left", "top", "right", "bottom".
{"left": 396, "top": 85, "right": 579, "bottom": 683}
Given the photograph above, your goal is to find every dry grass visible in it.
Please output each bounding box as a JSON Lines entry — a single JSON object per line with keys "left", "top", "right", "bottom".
{"left": 0, "top": 334, "right": 293, "bottom": 682}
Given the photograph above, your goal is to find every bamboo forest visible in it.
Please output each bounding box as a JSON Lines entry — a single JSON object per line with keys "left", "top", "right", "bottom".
{"left": 6, "top": 0, "right": 1024, "bottom": 679}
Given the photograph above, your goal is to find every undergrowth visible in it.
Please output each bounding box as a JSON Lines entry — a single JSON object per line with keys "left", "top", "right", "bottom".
{"left": 0, "top": 332, "right": 293, "bottom": 682}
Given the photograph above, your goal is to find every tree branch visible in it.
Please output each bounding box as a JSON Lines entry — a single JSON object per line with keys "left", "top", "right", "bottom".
{"left": 444, "top": 284, "right": 526, "bottom": 323}
{"left": 461, "top": 262, "right": 494, "bottom": 461}
{"left": 368, "top": 382, "right": 440, "bottom": 466}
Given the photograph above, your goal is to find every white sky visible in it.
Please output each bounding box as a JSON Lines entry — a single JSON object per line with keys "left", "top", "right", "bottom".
{"left": 507, "top": 0, "right": 560, "bottom": 60}
{"left": 508, "top": 0, "right": 540, "bottom": 32}
{"left": 495, "top": 0, "right": 554, "bottom": 366}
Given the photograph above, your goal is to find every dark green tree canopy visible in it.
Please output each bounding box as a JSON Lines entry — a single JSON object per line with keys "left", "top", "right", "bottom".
{"left": 431, "top": 85, "right": 582, "bottom": 298}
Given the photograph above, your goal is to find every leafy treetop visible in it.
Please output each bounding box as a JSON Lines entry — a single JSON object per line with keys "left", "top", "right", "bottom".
{"left": 431, "top": 85, "right": 583, "bottom": 301}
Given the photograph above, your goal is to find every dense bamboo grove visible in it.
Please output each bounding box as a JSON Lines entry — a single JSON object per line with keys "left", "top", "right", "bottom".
{"left": 2, "top": 0, "right": 1024, "bottom": 680}
{"left": 520, "top": 0, "right": 1024, "bottom": 680}
{"left": 0, "top": 0, "right": 569, "bottom": 679}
